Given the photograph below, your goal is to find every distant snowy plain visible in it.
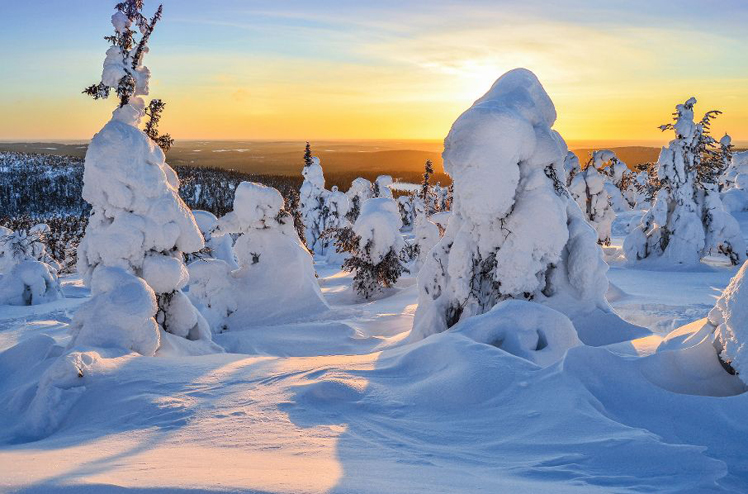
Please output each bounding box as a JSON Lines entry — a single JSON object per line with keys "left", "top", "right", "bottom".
{"left": 1, "top": 213, "right": 748, "bottom": 493}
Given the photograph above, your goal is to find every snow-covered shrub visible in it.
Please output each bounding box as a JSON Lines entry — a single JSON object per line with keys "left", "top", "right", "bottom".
{"left": 0, "top": 260, "right": 62, "bottom": 306}
{"left": 624, "top": 99, "right": 745, "bottom": 265}
{"left": 76, "top": 1, "right": 217, "bottom": 353}
{"left": 568, "top": 164, "right": 615, "bottom": 245}
{"left": 191, "top": 210, "right": 237, "bottom": 269}
{"left": 67, "top": 267, "right": 160, "bottom": 356}
{"left": 373, "top": 175, "right": 393, "bottom": 199}
{"left": 346, "top": 177, "right": 373, "bottom": 223}
{"left": 0, "top": 226, "right": 62, "bottom": 306}
{"left": 339, "top": 198, "right": 408, "bottom": 299}
{"left": 300, "top": 156, "right": 330, "bottom": 254}
{"left": 412, "top": 201, "right": 440, "bottom": 270}
{"left": 451, "top": 300, "right": 581, "bottom": 368}
{"left": 411, "top": 68, "right": 645, "bottom": 345}
{"left": 592, "top": 150, "right": 634, "bottom": 211}
{"left": 189, "top": 182, "right": 329, "bottom": 330}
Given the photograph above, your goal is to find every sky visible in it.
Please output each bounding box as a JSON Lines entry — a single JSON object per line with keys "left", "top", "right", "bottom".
{"left": 1, "top": 0, "right": 747, "bottom": 144}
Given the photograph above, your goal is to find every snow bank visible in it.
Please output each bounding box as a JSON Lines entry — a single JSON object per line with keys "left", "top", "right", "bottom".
{"left": 450, "top": 300, "right": 580, "bottom": 367}
{"left": 412, "top": 68, "right": 645, "bottom": 345}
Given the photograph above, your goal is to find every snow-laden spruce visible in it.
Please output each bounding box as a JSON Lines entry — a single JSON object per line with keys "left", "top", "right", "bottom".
{"left": 591, "top": 150, "right": 634, "bottom": 212}
{"left": 188, "top": 182, "right": 329, "bottom": 330}
{"left": 75, "top": 3, "right": 218, "bottom": 354}
{"left": 0, "top": 226, "right": 62, "bottom": 306}
{"left": 568, "top": 163, "right": 615, "bottom": 245}
{"left": 343, "top": 198, "right": 407, "bottom": 298}
{"left": 412, "top": 201, "right": 440, "bottom": 270}
{"left": 300, "top": 156, "right": 330, "bottom": 254}
{"left": 411, "top": 68, "right": 646, "bottom": 345}
{"left": 624, "top": 98, "right": 745, "bottom": 265}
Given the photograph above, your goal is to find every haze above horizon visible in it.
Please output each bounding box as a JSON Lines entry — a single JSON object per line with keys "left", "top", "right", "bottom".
{"left": 1, "top": 1, "right": 747, "bottom": 143}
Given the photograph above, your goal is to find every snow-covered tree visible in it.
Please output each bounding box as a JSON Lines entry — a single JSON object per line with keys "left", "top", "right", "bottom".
{"left": 189, "top": 182, "right": 329, "bottom": 330}
{"left": 592, "top": 150, "right": 634, "bottom": 211}
{"left": 411, "top": 68, "right": 644, "bottom": 345}
{"left": 75, "top": 1, "right": 217, "bottom": 354}
{"left": 397, "top": 194, "right": 416, "bottom": 230}
{"left": 412, "top": 201, "right": 440, "bottom": 270}
{"left": 300, "top": 149, "right": 330, "bottom": 255}
{"left": 721, "top": 150, "right": 748, "bottom": 212}
{"left": 568, "top": 163, "right": 615, "bottom": 246}
{"left": 624, "top": 98, "right": 745, "bottom": 266}
{"left": 564, "top": 151, "right": 581, "bottom": 186}
{"left": 0, "top": 226, "right": 62, "bottom": 306}
{"left": 345, "top": 177, "right": 373, "bottom": 223}
{"left": 373, "top": 175, "right": 394, "bottom": 199}
{"left": 338, "top": 198, "right": 407, "bottom": 299}
{"left": 325, "top": 186, "right": 350, "bottom": 231}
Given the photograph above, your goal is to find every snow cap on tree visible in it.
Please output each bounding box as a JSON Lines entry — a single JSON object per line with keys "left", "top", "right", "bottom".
{"left": 411, "top": 68, "right": 646, "bottom": 345}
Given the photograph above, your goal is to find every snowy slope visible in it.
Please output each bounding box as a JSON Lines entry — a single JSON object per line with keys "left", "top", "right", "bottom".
{"left": 2, "top": 218, "right": 748, "bottom": 492}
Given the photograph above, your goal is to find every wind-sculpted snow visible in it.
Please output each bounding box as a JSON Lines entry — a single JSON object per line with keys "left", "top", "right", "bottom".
{"left": 412, "top": 68, "right": 646, "bottom": 345}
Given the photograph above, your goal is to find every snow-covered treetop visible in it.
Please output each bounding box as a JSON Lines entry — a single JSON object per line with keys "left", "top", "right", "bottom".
{"left": 353, "top": 198, "right": 404, "bottom": 265}
{"left": 301, "top": 156, "right": 325, "bottom": 190}
{"left": 84, "top": 0, "right": 163, "bottom": 108}
{"left": 442, "top": 67, "right": 565, "bottom": 226}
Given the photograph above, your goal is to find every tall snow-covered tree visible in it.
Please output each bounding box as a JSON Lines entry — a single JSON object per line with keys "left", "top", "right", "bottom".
{"left": 411, "top": 69, "right": 646, "bottom": 345}
{"left": 345, "top": 177, "right": 373, "bottom": 223}
{"left": 624, "top": 98, "right": 745, "bottom": 266}
{"left": 74, "top": 1, "right": 218, "bottom": 354}
{"left": 300, "top": 152, "right": 330, "bottom": 254}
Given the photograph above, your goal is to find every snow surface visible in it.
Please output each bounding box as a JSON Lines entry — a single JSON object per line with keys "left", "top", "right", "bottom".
{"left": 3, "top": 216, "right": 748, "bottom": 491}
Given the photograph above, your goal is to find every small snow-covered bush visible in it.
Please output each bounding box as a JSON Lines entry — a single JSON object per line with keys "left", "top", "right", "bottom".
{"left": 568, "top": 164, "right": 615, "bottom": 246}
{"left": 191, "top": 210, "right": 237, "bottom": 268}
{"left": 0, "top": 260, "right": 62, "bottom": 306}
{"left": 189, "top": 181, "right": 329, "bottom": 330}
{"left": 451, "top": 300, "right": 581, "bottom": 368}
{"left": 0, "top": 225, "right": 63, "bottom": 306}
{"left": 412, "top": 68, "right": 644, "bottom": 345}
{"left": 624, "top": 98, "right": 744, "bottom": 265}
{"left": 412, "top": 202, "right": 440, "bottom": 270}
{"left": 336, "top": 198, "right": 408, "bottom": 299}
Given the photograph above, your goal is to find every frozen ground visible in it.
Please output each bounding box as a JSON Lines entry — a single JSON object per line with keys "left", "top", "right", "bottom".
{"left": 1, "top": 214, "right": 748, "bottom": 493}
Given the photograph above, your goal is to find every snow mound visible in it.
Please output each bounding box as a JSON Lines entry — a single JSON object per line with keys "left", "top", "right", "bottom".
{"left": 68, "top": 267, "right": 160, "bottom": 356}
{"left": 449, "top": 300, "right": 580, "bottom": 367}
